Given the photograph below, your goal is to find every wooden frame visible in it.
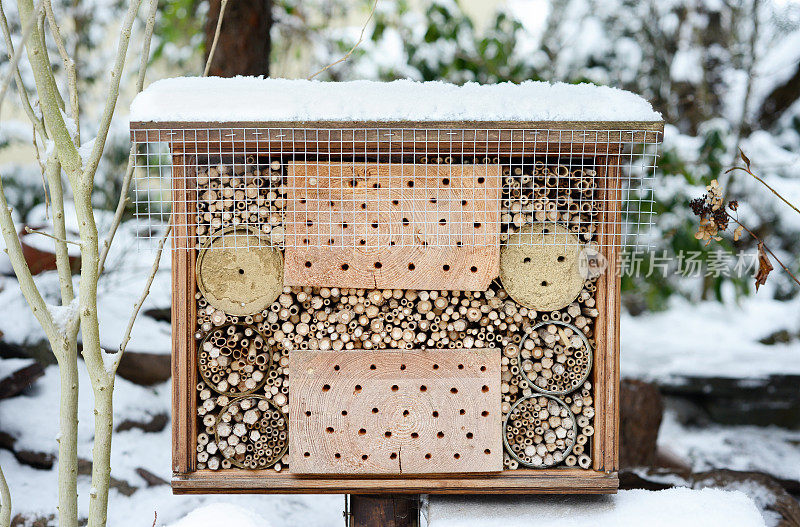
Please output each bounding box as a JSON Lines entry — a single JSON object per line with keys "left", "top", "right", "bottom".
{"left": 163, "top": 120, "right": 662, "bottom": 494}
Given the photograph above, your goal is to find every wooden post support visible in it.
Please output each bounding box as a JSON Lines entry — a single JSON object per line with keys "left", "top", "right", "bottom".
{"left": 349, "top": 495, "right": 419, "bottom": 527}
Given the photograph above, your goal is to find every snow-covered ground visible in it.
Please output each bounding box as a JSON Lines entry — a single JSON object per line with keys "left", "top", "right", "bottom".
{"left": 423, "top": 489, "right": 766, "bottom": 527}
{"left": 621, "top": 292, "right": 800, "bottom": 382}
{"left": 659, "top": 410, "right": 800, "bottom": 483}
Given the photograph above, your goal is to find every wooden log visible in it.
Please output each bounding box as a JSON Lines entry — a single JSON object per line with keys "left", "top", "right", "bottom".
{"left": 350, "top": 495, "right": 418, "bottom": 527}
{"left": 0, "top": 360, "right": 44, "bottom": 400}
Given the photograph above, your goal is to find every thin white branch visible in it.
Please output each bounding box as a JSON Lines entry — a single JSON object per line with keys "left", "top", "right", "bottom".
{"left": 24, "top": 225, "right": 81, "bottom": 246}
{"left": 111, "top": 222, "right": 170, "bottom": 373}
{"left": 17, "top": 0, "right": 82, "bottom": 178}
{"left": 0, "top": 0, "right": 44, "bottom": 122}
{"left": 31, "top": 125, "right": 50, "bottom": 215}
{"left": 44, "top": 0, "right": 79, "bottom": 144}
{"left": 98, "top": 0, "right": 158, "bottom": 275}
{"left": 307, "top": 0, "right": 377, "bottom": 80}
{"left": 137, "top": 0, "right": 158, "bottom": 92}
{"left": 203, "top": 0, "right": 228, "bottom": 77}
{"left": 0, "top": 172, "right": 61, "bottom": 347}
{"left": 44, "top": 154, "right": 76, "bottom": 305}
{"left": 0, "top": 462, "right": 10, "bottom": 527}
{"left": 82, "top": 0, "right": 144, "bottom": 180}
{"left": 0, "top": 0, "right": 46, "bottom": 137}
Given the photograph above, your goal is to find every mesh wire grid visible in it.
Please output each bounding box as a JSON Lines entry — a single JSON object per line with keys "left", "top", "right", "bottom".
{"left": 130, "top": 126, "right": 660, "bottom": 251}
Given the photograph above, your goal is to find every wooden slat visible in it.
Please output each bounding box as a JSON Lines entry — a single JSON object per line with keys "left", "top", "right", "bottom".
{"left": 171, "top": 155, "right": 196, "bottom": 473}
{"left": 130, "top": 119, "right": 665, "bottom": 133}
{"left": 602, "top": 157, "right": 622, "bottom": 472}
{"left": 591, "top": 156, "right": 621, "bottom": 473}
{"left": 289, "top": 349, "right": 502, "bottom": 474}
{"left": 283, "top": 163, "right": 500, "bottom": 291}
{"left": 130, "top": 121, "right": 664, "bottom": 156}
{"left": 172, "top": 468, "right": 619, "bottom": 494}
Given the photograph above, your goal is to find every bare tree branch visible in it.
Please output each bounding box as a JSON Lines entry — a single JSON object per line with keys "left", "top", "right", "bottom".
{"left": 307, "top": 0, "right": 377, "bottom": 80}
{"left": 203, "top": 0, "right": 228, "bottom": 77}
{"left": 24, "top": 225, "right": 81, "bottom": 246}
{"left": 44, "top": 0, "right": 80, "bottom": 144}
{"left": 0, "top": 462, "right": 10, "bottom": 527}
{"left": 17, "top": 0, "right": 82, "bottom": 179}
{"left": 82, "top": 0, "right": 144, "bottom": 181}
{"left": 0, "top": 0, "right": 46, "bottom": 137}
{"left": 98, "top": 0, "right": 159, "bottom": 275}
{"left": 112, "top": 222, "right": 171, "bottom": 372}
{"left": 0, "top": 0, "right": 44, "bottom": 122}
{"left": 0, "top": 172, "right": 62, "bottom": 346}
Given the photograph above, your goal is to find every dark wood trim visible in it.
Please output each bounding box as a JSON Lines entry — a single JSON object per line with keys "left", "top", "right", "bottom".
{"left": 131, "top": 119, "right": 664, "bottom": 132}
{"left": 172, "top": 469, "right": 619, "bottom": 494}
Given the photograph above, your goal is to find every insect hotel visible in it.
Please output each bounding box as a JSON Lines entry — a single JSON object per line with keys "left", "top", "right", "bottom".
{"left": 129, "top": 78, "right": 662, "bottom": 494}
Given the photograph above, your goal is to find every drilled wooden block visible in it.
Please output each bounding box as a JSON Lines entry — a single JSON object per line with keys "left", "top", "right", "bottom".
{"left": 284, "top": 163, "right": 500, "bottom": 290}
{"left": 289, "top": 349, "right": 502, "bottom": 474}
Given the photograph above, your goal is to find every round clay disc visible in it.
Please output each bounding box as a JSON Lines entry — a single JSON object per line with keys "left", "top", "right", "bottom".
{"left": 196, "top": 228, "right": 283, "bottom": 316}
{"left": 499, "top": 223, "right": 584, "bottom": 311}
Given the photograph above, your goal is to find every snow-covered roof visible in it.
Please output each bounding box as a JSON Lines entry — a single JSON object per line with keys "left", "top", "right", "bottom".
{"left": 129, "top": 77, "right": 662, "bottom": 124}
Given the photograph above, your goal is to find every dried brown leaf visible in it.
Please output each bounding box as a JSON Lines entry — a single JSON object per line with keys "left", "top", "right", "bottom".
{"left": 755, "top": 242, "right": 773, "bottom": 291}
{"left": 740, "top": 148, "right": 751, "bottom": 170}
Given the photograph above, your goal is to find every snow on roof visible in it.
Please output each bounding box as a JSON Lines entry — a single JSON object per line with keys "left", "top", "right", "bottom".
{"left": 129, "top": 77, "right": 662, "bottom": 124}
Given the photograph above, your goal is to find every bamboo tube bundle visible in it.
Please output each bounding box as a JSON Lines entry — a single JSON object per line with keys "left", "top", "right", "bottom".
{"left": 209, "top": 395, "right": 289, "bottom": 471}
{"left": 560, "top": 380, "right": 594, "bottom": 468}
{"left": 503, "top": 394, "right": 577, "bottom": 468}
{"left": 194, "top": 160, "right": 287, "bottom": 248}
{"left": 500, "top": 161, "right": 600, "bottom": 245}
{"left": 198, "top": 324, "right": 272, "bottom": 396}
{"left": 518, "top": 322, "right": 592, "bottom": 395}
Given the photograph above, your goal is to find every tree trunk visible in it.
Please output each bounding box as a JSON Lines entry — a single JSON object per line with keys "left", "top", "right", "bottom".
{"left": 204, "top": 0, "right": 272, "bottom": 77}
{"left": 757, "top": 63, "right": 800, "bottom": 130}
{"left": 57, "top": 347, "right": 79, "bottom": 527}
{"left": 619, "top": 379, "right": 663, "bottom": 468}
{"left": 349, "top": 495, "right": 418, "bottom": 527}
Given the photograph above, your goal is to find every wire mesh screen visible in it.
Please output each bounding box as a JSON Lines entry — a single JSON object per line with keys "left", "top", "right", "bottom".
{"left": 130, "top": 127, "right": 660, "bottom": 251}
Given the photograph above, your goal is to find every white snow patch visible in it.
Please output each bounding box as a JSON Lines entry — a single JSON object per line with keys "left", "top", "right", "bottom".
{"left": 47, "top": 298, "right": 80, "bottom": 335}
{"left": 621, "top": 294, "right": 800, "bottom": 382}
{"left": 658, "top": 410, "right": 800, "bottom": 483}
{"left": 78, "top": 137, "right": 97, "bottom": 168}
{"left": 671, "top": 48, "right": 704, "bottom": 84}
{"left": 166, "top": 503, "right": 272, "bottom": 527}
{"left": 129, "top": 77, "right": 662, "bottom": 123}
{"left": 426, "top": 488, "right": 765, "bottom": 526}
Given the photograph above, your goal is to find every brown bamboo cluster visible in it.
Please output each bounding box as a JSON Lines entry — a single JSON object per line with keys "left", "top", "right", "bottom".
{"left": 501, "top": 163, "right": 600, "bottom": 243}
{"left": 561, "top": 385, "right": 595, "bottom": 469}
{"left": 198, "top": 324, "right": 271, "bottom": 395}
{"left": 196, "top": 395, "right": 288, "bottom": 471}
{"left": 194, "top": 159, "right": 286, "bottom": 247}
{"left": 519, "top": 323, "right": 591, "bottom": 394}
{"left": 503, "top": 394, "right": 577, "bottom": 468}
